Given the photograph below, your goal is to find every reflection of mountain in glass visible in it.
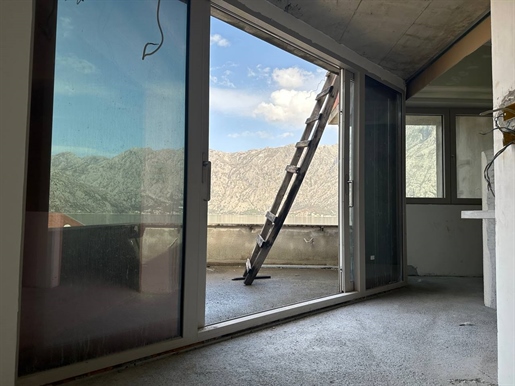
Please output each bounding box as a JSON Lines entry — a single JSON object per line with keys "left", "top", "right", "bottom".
{"left": 50, "top": 148, "right": 184, "bottom": 215}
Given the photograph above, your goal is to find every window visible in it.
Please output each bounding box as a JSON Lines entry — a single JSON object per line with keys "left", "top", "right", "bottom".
{"left": 20, "top": 0, "right": 188, "bottom": 375}
{"left": 406, "top": 109, "right": 493, "bottom": 204}
{"left": 405, "top": 115, "right": 444, "bottom": 198}
{"left": 365, "top": 76, "right": 403, "bottom": 289}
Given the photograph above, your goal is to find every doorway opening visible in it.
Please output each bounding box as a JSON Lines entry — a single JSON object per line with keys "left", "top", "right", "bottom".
{"left": 205, "top": 16, "right": 348, "bottom": 325}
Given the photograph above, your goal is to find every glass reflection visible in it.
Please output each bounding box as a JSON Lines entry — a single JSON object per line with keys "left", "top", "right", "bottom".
{"left": 364, "top": 76, "right": 402, "bottom": 289}
{"left": 19, "top": 0, "right": 188, "bottom": 375}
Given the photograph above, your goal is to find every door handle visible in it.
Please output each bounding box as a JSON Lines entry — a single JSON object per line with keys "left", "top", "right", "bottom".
{"left": 348, "top": 179, "right": 354, "bottom": 208}
{"left": 202, "top": 160, "right": 211, "bottom": 202}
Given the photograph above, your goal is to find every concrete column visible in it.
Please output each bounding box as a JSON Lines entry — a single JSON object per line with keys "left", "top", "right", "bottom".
{"left": 490, "top": 1, "right": 515, "bottom": 384}
{"left": 481, "top": 151, "right": 496, "bottom": 309}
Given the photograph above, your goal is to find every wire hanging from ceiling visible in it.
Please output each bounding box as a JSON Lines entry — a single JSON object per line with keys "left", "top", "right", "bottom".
{"left": 142, "top": 0, "right": 164, "bottom": 60}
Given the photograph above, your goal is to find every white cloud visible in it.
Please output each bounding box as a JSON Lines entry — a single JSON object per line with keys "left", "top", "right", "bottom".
{"left": 210, "top": 70, "right": 235, "bottom": 88}
{"left": 228, "top": 131, "right": 274, "bottom": 139}
{"left": 227, "top": 130, "right": 295, "bottom": 140}
{"left": 59, "top": 17, "right": 73, "bottom": 38}
{"left": 210, "top": 88, "right": 263, "bottom": 116}
{"left": 54, "top": 79, "right": 110, "bottom": 97}
{"left": 253, "top": 89, "right": 316, "bottom": 127}
{"left": 56, "top": 55, "right": 97, "bottom": 74}
{"left": 272, "top": 67, "right": 315, "bottom": 89}
{"left": 210, "top": 62, "right": 237, "bottom": 88}
{"left": 248, "top": 65, "right": 271, "bottom": 82}
{"left": 210, "top": 34, "right": 230, "bottom": 47}
{"left": 211, "top": 61, "right": 238, "bottom": 71}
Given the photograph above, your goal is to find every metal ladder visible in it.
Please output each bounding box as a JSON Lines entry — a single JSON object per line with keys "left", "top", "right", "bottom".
{"left": 242, "top": 72, "right": 340, "bottom": 285}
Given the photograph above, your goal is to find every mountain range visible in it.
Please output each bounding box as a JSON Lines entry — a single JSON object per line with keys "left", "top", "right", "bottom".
{"left": 50, "top": 129, "right": 433, "bottom": 217}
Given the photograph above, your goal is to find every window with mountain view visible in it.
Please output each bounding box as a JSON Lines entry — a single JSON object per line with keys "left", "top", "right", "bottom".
{"left": 20, "top": 0, "right": 188, "bottom": 375}
{"left": 205, "top": 16, "right": 341, "bottom": 325}
{"left": 208, "top": 17, "right": 339, "bottom": 225}
{"left": 405, "top": 115, "right": 444, "bottom": 198}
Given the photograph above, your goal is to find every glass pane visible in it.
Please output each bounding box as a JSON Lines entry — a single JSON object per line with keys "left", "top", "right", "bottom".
{"left": 364, "top": 76, "right": 402, "bottom": 289}
{"left": 456, "top": 115, "right": 493, "bottom": 199}
{"left": 406, "top": 115, "right": 444, "bottom": 198}
{"left": 19, "top": 0, "right": 188, "bottom": 375}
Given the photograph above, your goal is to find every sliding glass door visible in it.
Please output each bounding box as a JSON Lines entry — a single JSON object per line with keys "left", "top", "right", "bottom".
{"left": 364, "top": 76, "right": 403, "bottom": 289}
{"left": 20, "top": 0, "right": 188, "bottom": 375}
{"left": 205, "top": 16, "right": 343, "bottom": 325}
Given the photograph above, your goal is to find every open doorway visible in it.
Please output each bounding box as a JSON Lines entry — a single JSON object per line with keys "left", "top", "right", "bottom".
{"left": 205, "top": 16, "right": 346, "bottom": 325}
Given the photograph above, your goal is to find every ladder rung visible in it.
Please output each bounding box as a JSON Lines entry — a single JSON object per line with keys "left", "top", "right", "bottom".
{"left": 243, "top": 72, "right": 340, "bottom": 286}
{"left": 285, "top": 165, "right": 300, "bottom": 173}
{"left": 316, "top": 85, "right": 333, "bottom": 100}
{"left": 257, "top": 234, "right": 266, "bottom": 247}
{"left": 265, "top": 211, "right": 277, "bottom": 223}
{"left": 305, "top": 114, "right": 322, "bottom": 125}
{"left": 295, "top": 140, "right": 311, "bottom": 148}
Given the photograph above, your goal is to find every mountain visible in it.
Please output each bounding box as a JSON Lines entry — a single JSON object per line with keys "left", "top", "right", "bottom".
{"left": 50, "top": 148, "right": 184, "bottom": 215}
{"left": 209, "top": 144, "right": 338, "bottom": 216}
{"left": 405, "top": 126, "right": 439, "bottom": 198}
{"left": 50, "top": 137, "right": 435, "bottom": 216}
{"left": 49, "top": 145, "right": 338, "bottom": 217}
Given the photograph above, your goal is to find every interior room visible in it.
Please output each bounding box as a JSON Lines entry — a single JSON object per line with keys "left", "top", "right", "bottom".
{"left": 1, "top": 1, "right": 514, "bottom": 385}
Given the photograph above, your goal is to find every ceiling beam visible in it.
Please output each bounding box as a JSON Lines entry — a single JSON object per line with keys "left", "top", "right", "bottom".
{"left": 407, "top": 15, "right": 491, "bottom": 99}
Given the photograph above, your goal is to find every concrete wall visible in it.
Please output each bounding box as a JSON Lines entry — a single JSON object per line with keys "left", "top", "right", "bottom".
{"left": 491, "top": 1, "right": 515, "bottom": 383}
{"left": 406, "top": 204, "right": 483, "bottom": 276}
{"left": 209, "top": 209, "right": 485, "bottom": 279}
{"left": 207, "top": 225, "right": 338, "bottom": 266}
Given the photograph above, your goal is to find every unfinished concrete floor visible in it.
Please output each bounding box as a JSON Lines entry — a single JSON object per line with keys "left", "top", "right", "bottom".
{"left": 68, "top": 277, "right": 497, "bottom": 386}
{"left": 205, "top": 265, "right": 339, "bottom": 325}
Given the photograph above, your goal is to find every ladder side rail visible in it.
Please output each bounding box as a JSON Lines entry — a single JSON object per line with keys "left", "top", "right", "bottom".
{"left": 244, "top": 75, "right": 341, "bottom": 285}
{"left": 244, "top": 73, "right": 338, "bottom": 274}
{"left": 275, "top": 79, "right": 341, "bottom": 223}
{"left": 268, "top": 73, "right": 337, "bottom": 216}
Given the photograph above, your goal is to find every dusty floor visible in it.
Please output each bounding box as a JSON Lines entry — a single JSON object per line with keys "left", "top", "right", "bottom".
{"left": 68, "top": 276, "right": 497, "bottom": 386}
{"left": 205, "top": 265, "right": 339, "bottom": 325}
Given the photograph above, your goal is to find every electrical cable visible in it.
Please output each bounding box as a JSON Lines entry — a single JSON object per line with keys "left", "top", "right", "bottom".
{"left": 484, "top": 140, "right": 514, "bottom": 197}
{"left": 142, "top": 0, "right": 164, "bottom": 60}
{"left": 482, "top": 111, "right": 515, "bottom": 196}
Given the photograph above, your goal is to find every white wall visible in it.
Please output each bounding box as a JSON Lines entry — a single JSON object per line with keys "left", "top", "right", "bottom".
{"left": 407, "top": 204, "right": 483, "bottom": 276}
{"left": 490, "top": 1, "right": 515, "bottom": 384}
{"left": 0, "top": 1, "right": 33, "bottom": 385}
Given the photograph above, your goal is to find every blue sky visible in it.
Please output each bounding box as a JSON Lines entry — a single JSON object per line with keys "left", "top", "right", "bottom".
{"left": 50, "top": 0, "right": 336, "bottom": 157}
{"left": 51, "top": 0, "right": 188, "bottom": 157}
{"left": 209, "top": 17, "right": 338, "bottom": 152}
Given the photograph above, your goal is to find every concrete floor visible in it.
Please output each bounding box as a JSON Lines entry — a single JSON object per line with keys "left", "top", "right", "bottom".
{"left": 68, "top": 277, "right": 497, "bottom": 386}
{"left": 205, "top": 265, "right": 339, "bottom": 325}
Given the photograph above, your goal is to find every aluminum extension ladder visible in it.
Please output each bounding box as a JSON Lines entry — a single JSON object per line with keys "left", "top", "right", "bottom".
{"left": 242, "top": 72, "right": 340, "bottom": 285}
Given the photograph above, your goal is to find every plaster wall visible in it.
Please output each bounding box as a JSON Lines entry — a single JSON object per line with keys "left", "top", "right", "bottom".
{"left": 490, "top": 1, "right": 515, "bottom": 383}
{"left": 406, "top": 204, "right": 483, "bottom": 276}
{"left": 0, "top": 1, "right": 33, "bottom": 384}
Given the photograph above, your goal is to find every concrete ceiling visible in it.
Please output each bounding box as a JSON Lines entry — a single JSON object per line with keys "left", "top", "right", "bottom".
{"left": 264, "top": 0, "right": 490, "bottom": 80}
